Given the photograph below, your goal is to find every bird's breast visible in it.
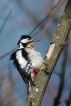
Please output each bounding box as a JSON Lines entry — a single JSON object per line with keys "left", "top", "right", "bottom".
{"left": 28, "top": 50, "right": 44, "bottom": 69}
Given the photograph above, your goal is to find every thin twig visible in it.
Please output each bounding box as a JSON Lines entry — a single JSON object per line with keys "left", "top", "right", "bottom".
{"left": 0, "top": 47, "right": 16, "bottom": 60}
{"left": 0, "top": 10, "right": 12, "bottom": 34}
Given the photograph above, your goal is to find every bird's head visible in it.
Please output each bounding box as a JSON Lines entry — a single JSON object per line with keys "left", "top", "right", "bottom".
{"left": 18, "top": 35, "right": 40, "bottom": 48}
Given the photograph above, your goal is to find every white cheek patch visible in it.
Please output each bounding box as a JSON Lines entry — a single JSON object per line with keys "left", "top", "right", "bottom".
{"left": 21, "top": 39, "right": 28, "bottom": 43}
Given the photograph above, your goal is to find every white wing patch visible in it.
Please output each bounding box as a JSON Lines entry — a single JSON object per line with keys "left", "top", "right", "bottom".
{"left": 16, "top": 50, "right": 27, "bottom": 68}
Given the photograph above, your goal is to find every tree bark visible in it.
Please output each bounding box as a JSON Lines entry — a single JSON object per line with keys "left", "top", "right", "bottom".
{"left": 26, "top": 0, "right": 71, "bottom": 106}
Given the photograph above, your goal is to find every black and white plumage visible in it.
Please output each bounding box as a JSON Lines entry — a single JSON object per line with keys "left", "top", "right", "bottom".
{"left": 10, "top": 35, "right": 44, "bottom": 94}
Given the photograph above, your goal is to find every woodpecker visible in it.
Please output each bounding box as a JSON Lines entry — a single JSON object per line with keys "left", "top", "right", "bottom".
{"left": 10, "top": 35, "right": 44, "bottom": 94}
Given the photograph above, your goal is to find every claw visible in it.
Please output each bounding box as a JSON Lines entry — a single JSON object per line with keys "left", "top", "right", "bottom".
{"left": 40, "top": 65, "right": 46, "bottom": 71}
{"left": 40, "top": 65, "right": 50, "bottom": 75}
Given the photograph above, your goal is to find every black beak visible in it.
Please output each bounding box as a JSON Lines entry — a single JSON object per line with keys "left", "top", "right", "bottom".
{"left": 34, "top": 39, "right": 40, "bottom": 42}
{"left": 27, "top": 39, "right": 40, "bottom": 44}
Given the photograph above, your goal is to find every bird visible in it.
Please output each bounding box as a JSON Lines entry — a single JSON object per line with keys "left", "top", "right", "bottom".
{"left": 10, "top": 35, "right": 44, "bottom": 94}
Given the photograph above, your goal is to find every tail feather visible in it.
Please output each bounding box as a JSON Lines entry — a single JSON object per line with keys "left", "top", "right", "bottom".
{"left": 27, "top": 81, "right": 35, "bottom": 94}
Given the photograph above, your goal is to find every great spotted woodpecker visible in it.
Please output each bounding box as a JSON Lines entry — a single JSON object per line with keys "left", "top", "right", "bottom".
{"left": 10, "top": 35, "right": 44, "bottom": 94}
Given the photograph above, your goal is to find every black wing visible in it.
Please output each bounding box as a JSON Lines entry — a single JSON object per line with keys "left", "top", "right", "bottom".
{"left": 10, "top": 49, "right": 34, "bottom": 94}
{"left": 10, "top": 49, "right": 30, "bottom": 78}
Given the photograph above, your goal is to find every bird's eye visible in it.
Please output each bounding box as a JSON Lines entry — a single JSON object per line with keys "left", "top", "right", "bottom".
{"left": 27, "top": 38, "right": 30, "bottom": 40}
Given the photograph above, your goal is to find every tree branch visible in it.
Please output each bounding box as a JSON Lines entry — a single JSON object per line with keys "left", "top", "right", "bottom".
{"left": 26, "top": 0, "right": 71, "bottom": 106}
